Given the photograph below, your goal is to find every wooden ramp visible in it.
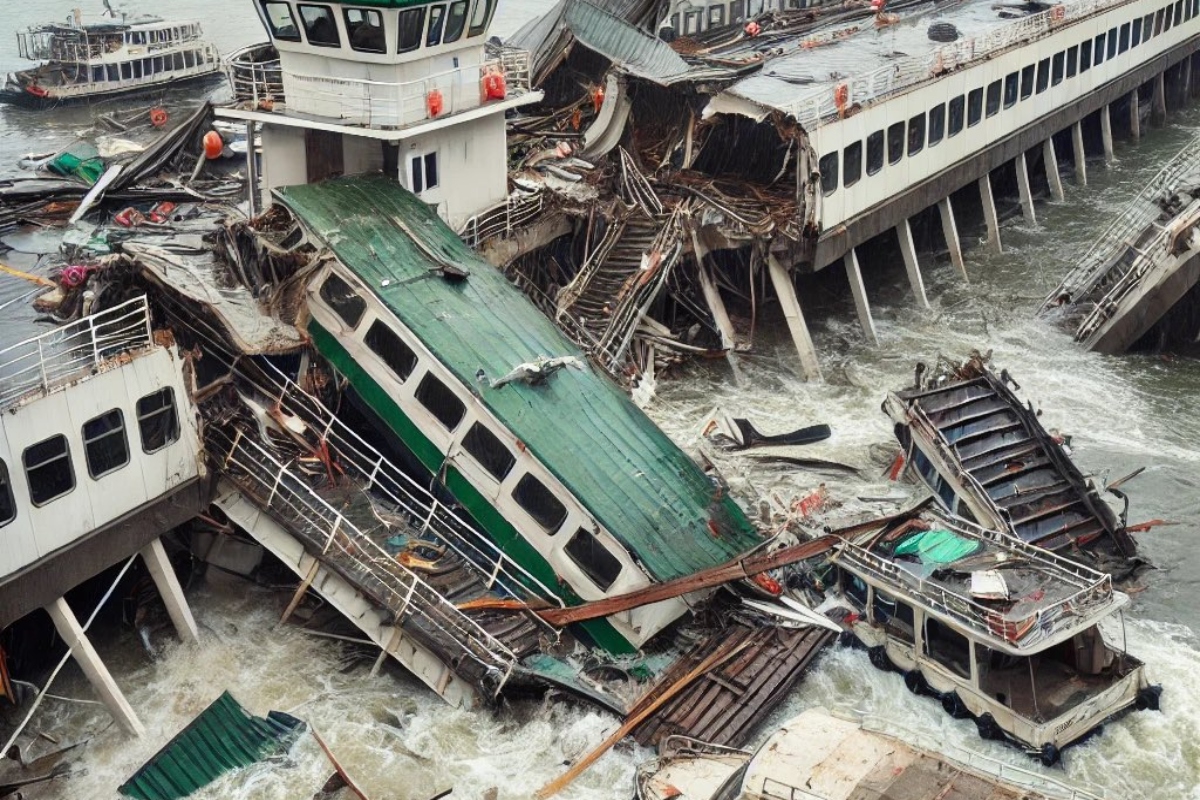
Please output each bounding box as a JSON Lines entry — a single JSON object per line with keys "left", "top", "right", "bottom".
{"left": 632, "top": 624, "right": 833, "bottom": 749}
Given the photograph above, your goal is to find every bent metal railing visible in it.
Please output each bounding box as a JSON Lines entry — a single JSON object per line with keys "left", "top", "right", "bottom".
{"left": 0, "top": 295, "right": 153, "bottom": 411}
{"left": 210, "top": 424, "right": 519, "bottom": 691}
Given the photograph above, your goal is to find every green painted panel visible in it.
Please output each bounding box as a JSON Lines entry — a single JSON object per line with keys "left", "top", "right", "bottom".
{"left": 278, "top": 176, "right": 761, "bottom": 582}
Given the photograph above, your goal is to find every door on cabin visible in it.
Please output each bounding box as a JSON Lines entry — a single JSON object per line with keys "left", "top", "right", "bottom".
{"left": 305, "top": 129, "right": 344, "bottom": 183}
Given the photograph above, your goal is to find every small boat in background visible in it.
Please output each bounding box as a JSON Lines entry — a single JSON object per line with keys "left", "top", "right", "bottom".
{"left": 1, "top": 6, "right": 221, "bottom": 109}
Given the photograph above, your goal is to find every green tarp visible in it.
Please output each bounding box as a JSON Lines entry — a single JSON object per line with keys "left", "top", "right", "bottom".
{"left": 118, "top": 691, "right": 304, "bottom": 800}
{"left": 892, "top": 529, "right": 982, "bottom": 564}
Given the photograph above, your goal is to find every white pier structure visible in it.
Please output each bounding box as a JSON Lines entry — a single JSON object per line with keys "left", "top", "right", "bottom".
{"left": 0, "top": 297, "right": 205, "bottom": 735}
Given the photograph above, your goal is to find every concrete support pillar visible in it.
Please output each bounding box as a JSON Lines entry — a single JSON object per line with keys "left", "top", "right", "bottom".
{"left": 937, "top": 196, "right": 969, "bottom": 281}
{"left": 46, "top": 597, "right": 145, "bottom": 737}
{"left": 692, "top": 233, "right": 744, "bottom": 383}
{"left": 1071, "top": 121, "right": 1087, "bottom": 186}
{"left": 140, "top": 538, "right": 199, "bottom": 645}
{"left": 896, "top": 220, "right": 930, "bottom": 309}
{"left": 1129, "top": 89, "right": 1141, "bottom": 142}
{"left": 843, "top": 249, "right": 878, "bottom": 346}
{"left": 1015, "top": 151, "right": 1037, "bottom": 226}
{"left": 765, "top": 253, "right": 822, "bottom": 382}
{"left": 978, "top": 174, "right": 1002, "bottom": 254}
{"left": 1042, "top": 139, "right": 1065, "bottom": 202}
{"left": 1153, "top": 72, "right": 1167, "bottom": 125}
{"left": 1100, "top": 105, "right": 1114, "bottom": 165}
{"left": 1182, "top": 58, "right": 1192, "bottom": 105}
{"left": 1192, "top": 54, "right": 1200, "bottom": 100}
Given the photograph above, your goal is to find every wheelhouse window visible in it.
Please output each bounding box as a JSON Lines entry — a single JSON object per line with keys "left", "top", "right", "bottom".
{"left": 1003, "top": 73, "right": 1018, "bottom": 108}
{"left": 948, "top": 95, "right": 964, "bottom": 136}
{"left": 907, "top": 113, "right": 925, "bottom": 156}
{"left": 985, "top": 80, "right": 1001, "bottom": 116}
{"left": 468, "top": 0, "right": 494, "bottom": 37}
{"left": 1052, "top": 51, "right": 1065, "bottom": 85}
{"left": 818, "top": 152, "right": 838, "bottom": 194}
{"left": 398, "top": 7, "right": 426, "bottom": 52}
{"left": 24, "top": 435, "right": 74, "bottom": 506}
{"left": 887, "top": 121, "right": 904, "bottom": 164}
{"left": 136, "top": 388, "right": 180, "bottom": 453}
{"left": 83, "top": 409, "right": 129, "bottom": 479}
{"left": 426, "top": 4, "right": 447, "bottom": 46}
{"left": 865, "top": 130, "right": 884, "bottom": 175}
{"left": 410, "top": 152, "right": 439, "bottom": 193}
{"left": 416, "top": 373, "right": 465, "bottom": 430}
{"left": 345, "top": 8, "right": 385, "bottom": 53}
{"left": 298, "top": 4, "right": 341, "bottom": 47}
{"left": 365, "top": 320, "right": 418, "bottom": 382}
{"left": 967, "top": 87, "right": 983, "bottom": 127}
{"left": 928, "top": 103, "right": 945, "bottom": 146}
{"left": 565, "top": 527, "right": 622, "bottom": 591}
{"left": 462, "top": 423, "right": 515, "bottom": 481}
{"left": 0, "top": 460, "right": 15, "bottom": 528}
{"left": 843, "top": 140, "right": 862, "bottom": 187}
{"left": 443, "top": 0, "right": 469, "bottom": 43}
{"left": 513, "top": 473, "right": 567, "bottom": 533}
{"left": 319, "top": 272, "right": 366, "bottom": 328}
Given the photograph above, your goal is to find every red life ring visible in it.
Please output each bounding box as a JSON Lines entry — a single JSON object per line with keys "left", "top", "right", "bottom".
{"left": 149, "top": 107, "right": 168, "bottom": 127}
{"left": 426, "top": 88, "right": 444, "bottom": 117}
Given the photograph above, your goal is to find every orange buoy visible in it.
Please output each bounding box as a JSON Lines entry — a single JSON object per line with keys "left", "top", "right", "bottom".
{"left": 482, "top": 68, "right": 506, "bottom": 101}
{"left": 202, "top": 130, "right": 223, "bottom": 160}
{"left": 426, "top": 88, "right": 444, "bottom": 117}
{"left": 149, "top": 107, "right": 168, "bottom": 128}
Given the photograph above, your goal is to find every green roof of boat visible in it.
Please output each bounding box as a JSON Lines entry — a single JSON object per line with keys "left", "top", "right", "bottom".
{"left": 276, "top": 175, "right": 762, "bottom": 582}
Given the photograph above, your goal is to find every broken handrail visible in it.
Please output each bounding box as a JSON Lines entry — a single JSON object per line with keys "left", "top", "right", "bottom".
{"left": 224, "top": 42, "right": 284, "bottom": 107}
{"left": 249, "top": 358, "right": 568, "bottom": 612}
{"left": 210, "top": 425, "right": 521, "bottom": 681}
{"left": 0, "top": 294, "right": 153, "bottom": 410}
{"left": 1071, "top": 224, "right": 1178, "bottom": 341}
{"left": 458, "top": 186, "right": 545, "bottom": 249}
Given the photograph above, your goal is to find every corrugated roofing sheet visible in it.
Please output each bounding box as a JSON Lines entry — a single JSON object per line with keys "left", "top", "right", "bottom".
{"left": 119, "top": 691, "right": 303, "bottom": 800}
{"left": 276, "top": 176, "right": 762, "bottom": 582}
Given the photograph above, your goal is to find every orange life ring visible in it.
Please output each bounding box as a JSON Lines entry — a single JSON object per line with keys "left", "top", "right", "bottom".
{"left": 426, "top": 88, "right": 444, "bottom": 117}
{"left": 149, "top": 107, "right": 168, "bottom": 127}
{"left": 1050, "top": 4, "right": 1065, "bottom": 20}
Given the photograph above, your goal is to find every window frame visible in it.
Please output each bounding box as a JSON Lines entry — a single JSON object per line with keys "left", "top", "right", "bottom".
{"left": 136, "top": 388, "right": 181, "bottom": 454}
{"left": 966, "top": 87, "right": 983, "bottom": 127}
{"left": 364, "top": 319, "right": 418, "bottom": 383}
{"left": 842, "top": 140, "right": 862, "bottom": 187}
{"left": 928, "top": 103, "right": 945, "bottom": 146}
{"left": 82, "top": 409, "right": 130, "bottom": 480}
{"left": 297, "top": 4, "right": 342, "bottom": 47}
{"left": 1093, "top": 33, "right": 1106, "bottom": 66}
{"left": 947, "top": 95, "right": 965, "bottom": 136}
{"left": 261, "top": 1, "right": 302, "bottom": 41}
{"left": 865, "top": 130, "right": 884, "bottom": 175}
{"left": 907, "top": 112, "right": 925, "bottom": 156}
{"left": 1051, "top": 51, "right": 1065, "bottom": 86}
{"left": 443, "top": 0, "right": 469, "bottom": 43}
{"left": 461, "top": 422, "right": 516, "bottom": 481}
{"left": 1066, "top": 45, "right": 1078, "bottom": 78}
{"left": 985, "top": 79, "right": 1002, "bottom": 117}
{"left": 344, "top": 7, "right": 386, "bottom": 54}
{"left": 818, "top": 152, "right": 838, "bottom": 194}
{"left": 23, "top": 434, "right": 76, "bottom": 507}
{"left": 512, "top": 473, "right": 568, "bottom": 534}
{"left": 887, "top": 121, "right": 905, "bottom": 164}
{"left": 426, "top": 3, "right": 447, "bottom": 47}
{"left": 409, "top": 151, "right": 440, "bottom": 194}
{"left": 1003, "top": 72, "right": 1018, "bottom": 108}
{"left": 0, "top": 459, "right": 15, "bottom": 528}
{"left": 398, "top": 6, "right": 426, "bottom": 52}
{"left": 319, "top": 272, "right": 367, "bottom": 329}
{"left": 1080, "top": 38, "right": 1093, "bottom": 71}
{"left": 414, "top": 372, "right": 466, "bottom": 431}
{"left": 1020, "top": 64, "right": 1035, "bottom": 99}
{"left": 564, "top": 527, "right": 623, "bottom": 591}
{"left": 468, "top": 0, "right": 495, "bottom": 36}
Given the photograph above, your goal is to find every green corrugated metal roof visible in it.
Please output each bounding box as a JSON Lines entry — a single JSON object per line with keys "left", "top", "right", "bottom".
{"left": 276, "top": 176, "right": 762, "bottom": 581}
{"left": 119, "top": 692, "right": 304, "bottom": 800}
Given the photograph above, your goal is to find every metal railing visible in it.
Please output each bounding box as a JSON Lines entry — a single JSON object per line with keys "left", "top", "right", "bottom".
{"left": 787, "top": 0, "right": 1130, "bottom": 127}
{"left": 458, "top": 185, "right": 546, "bottom": 249}
{"left": 18, "top": 24, "right": 208, "bottom": 63}
{"left": 224, "top": 43, "right": 284, "bottom": 108}
{"left": 211, "top": 425, "right": 519, "bottom": 688}
{"left": 0, "top": 295, "right": 153, "bottom": 411}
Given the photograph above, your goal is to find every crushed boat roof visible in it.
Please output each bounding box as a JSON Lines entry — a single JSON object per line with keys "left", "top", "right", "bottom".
{"left": 274, "top": 176, "right": 763, "bottom": 582}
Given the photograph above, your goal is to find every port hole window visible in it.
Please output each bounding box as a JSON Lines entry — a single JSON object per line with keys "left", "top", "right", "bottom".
{"left": 906, "top": 113, "right": 925, "bottom": 156}
{"left": 298, "top": 4, "right": 341, "bottom": 47}
{"left": 818, "top": 152, "right": 838, "bottom": 195}
{"left": 344, "top": 8, "right": 385, "bottom": 53}
{"left": 398, "top": 7, "right": 426, "bottom": 52}
{"left": 865, "top": 130, "right": 884, "bottom": 175}
{"left": 924, "top": 617, "right": 971, "bottom": 679}
{"left": 136, "top": 388, "right": 180, "bottom": 454}
{"left": 966, "top": 87, "right": 982, "bottom": 127}
{"left": 462, "top": 422, "right": 515, "bottom": 481}
{"left": 410, "top": 152, "right": 440, "bottom": 194}
{"left": 565, "top": 527, "right": 622, "bottom": 591}
{"left": 871, "top": 588, "right": 914, "bottom": 643}
{"left": 886, "top": 121, "right": 904, "bottom": 164}
{"left": 468, "top": 0, "right": 495, "bottom": 38}
{"left": 947, "top": 96, "right": 964, "bottom": 136}
{"left": 426, "top": 4, "right": 447, "bottom": 47}
{"left": 842, "top": 140, "right": 862, "bottom": 187}
{"left": 444, "top": 1, "right": 469, "bottom": 43}
{"left": 928, "top": 103, "right": 945, "bottom": 146}
{"left": 0, "top": 460, "right": 14, "bottom": 528}
{"left": 365, "top": 320, "right": 418, "bottom": 383}
{"left": 415, "top": 373, "right": 466, "bottom": 431}
{"left": 513, "top": 473, "right": 567, "bottom": 533}
{"left": 83, "top": 409, "right": 129, "bottom": 480}
{"left": 24, "top": 435, "right": 75, "bottom": 507}
{"left": 319, "top": 272, "right": 366, "bottom": 329}
{"left": 1003, "top": 73, "right": 1018, "bottom": 109}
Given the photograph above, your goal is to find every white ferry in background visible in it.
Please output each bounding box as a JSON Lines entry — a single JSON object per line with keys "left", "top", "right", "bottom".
{"left": 1, "top": 7, "right": 221, "bottom": 109}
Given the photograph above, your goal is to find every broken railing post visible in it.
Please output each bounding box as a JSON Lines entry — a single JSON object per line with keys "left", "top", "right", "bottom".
{"left": 844, "top": 249, "right": 878, "bottom": 346}
{"left": 765, "top": 252, "right": 822, "bottom": 382}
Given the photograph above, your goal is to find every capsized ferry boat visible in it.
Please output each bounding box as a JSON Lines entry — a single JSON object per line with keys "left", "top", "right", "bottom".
{"left": 2, "top": 9, "right": 221, "bottom": 108}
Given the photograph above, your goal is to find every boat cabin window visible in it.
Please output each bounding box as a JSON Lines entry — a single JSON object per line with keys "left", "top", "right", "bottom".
{"left": 871, "top": 588, "right": 914, "bottom": 643}
{"left": 843, "top": 571, "right": 868, "bottom": 607}
{"left": 298, "top": 4, "right": 341, "bottom": 47}
{"left": 1079, "top": 39, "right": 1092, "bottom": 72}
{"left": 410, "top": 152, "right": 439, "bottom": 194}
{"left": 818, "top": 152, "right": 837, "bottom": 194}
{"left": 966, "top": 87, "right": 982, "bottom": 127}
{"left": 427, "top": 4, "right": 447, "bottom": 46}
{"left": 415, "top": 373, "right": 466, "bottom": 430}
{"left": 842, "top": 140, "right": 861, "bottom": 187}
{"left": 1119, "top": 22, "right": 1130, "bottom": 53}
{"left": 1093, "top": 33, "right": 1105, "bottom": 66}
{"left": 365, "top": 320, "right": 418, "bottom": 382}
{"left": 462, "top": 423, "right": 515, "bottom": 481}
{"left": 928, "top": 103, "right": 945, "bottom": 146}
{"left": 1020, "top": 64, "right": 1034, "bottom": 99}
{"left": 1052, "top": 51, "right": 1065, "bottom": 86}
{"left": 469, "top": 0, "right": 495, "bottom": 37}
{"left": 886, "top": 121, "right": 904, "bottom": 164}
{"left": 24, "top": 435, "right": 75, "bottom": 506}
{"left": 947, "top": 95, "right": 964, "bottom": 136}
{"left": 444, "top": 1, "right": 469, "bottom": 44}
{"left": 1066, "top": 45, "right": 1078, "bottom": 78}
{"left": 1035, "top": 58, "right": 1050, "bottom": 93}
{"left": 906, "top": 113, "right": 924, "bottom": 156}
{"left": 1003, "top": 72, "right": 1018, "bottom": 108}
{"left": 398, "top": 7, "right": 426, "bottom": 52}
{"left": 0, "top": 460, "right": 15, "bottom": 528}
{"left": 984, "top": 80, "right": 1000, "bottom": 117}
{"left": 513, "top": 473, "right": 567, "bottom": 533}
{"left": 1132, "top": 18, "right": 1142, "bottom": 46}
{"left": 1143, "top": 12, "right": 1153, "bottom": 39}
{"left": 731, "top": 0, "right": 746, "bottom": 22}
{"left": 565, "top": 527, "right": 622, "bottom": 591}
{"left": 319, "top": 273, "right": 366, "bottom": 328}
{"left": 923, "top": 617, "right": 971, "bottom": 679}
{"left": 1106, "top": 26, "right": 1118, "bottom": 59}
{"left": 345, "top": 8, "right": 386, "bottom": 53}
{"left": 709, "top": 6, "right": 726, "bottom": 27}
{"left": 83, "top": 409, "right": 129, "bottom": 479}
{"left": 865, "top": 130, "right": 883, "bottom": 175}
{"left": 136, "top": 388, "right": 180, "bottom": 453}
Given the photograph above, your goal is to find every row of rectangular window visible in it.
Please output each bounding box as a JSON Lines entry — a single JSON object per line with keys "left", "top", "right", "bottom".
{"left": 262, "top": 0, "right": 493, "bottom": 54}
{"left": 671, "top": 0, "right": 813, "bottom": 35}
{"left": 319, "top": 272, "right": 622, "bottom": 591}
{"left": 0, "top": 388, "right": 180, "bottom": 526}
{"left": 89, "top": 50, "right": 208, "bottom": 83}
{"left": 820, "top": 0, "right": 1198, "bottom": 193}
